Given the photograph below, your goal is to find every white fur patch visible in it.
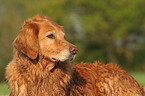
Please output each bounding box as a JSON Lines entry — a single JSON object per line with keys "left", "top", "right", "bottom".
{"left": 56, "top": 49, "right": 70, "bottom": 61}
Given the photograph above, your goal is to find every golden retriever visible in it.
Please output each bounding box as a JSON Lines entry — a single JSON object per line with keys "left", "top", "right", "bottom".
{"left": 6, "top": 15, "right": 144, "bottom": 96}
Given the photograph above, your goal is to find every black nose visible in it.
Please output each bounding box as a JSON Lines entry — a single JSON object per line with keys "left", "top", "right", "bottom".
{"left": 69, "top": 47, "right": 78, "bottom": 55}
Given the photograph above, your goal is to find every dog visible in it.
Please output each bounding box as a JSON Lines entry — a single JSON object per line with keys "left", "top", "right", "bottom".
{"left": 6, "top": 15, "right": 144, "bottom": 96}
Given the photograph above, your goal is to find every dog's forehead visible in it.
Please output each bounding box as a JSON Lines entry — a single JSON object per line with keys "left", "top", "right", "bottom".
{"left": 40, "top": 22, "right": 64, "bottom": 33}
{"left": 38, "top": 21, "right": 65, "bottom": 39}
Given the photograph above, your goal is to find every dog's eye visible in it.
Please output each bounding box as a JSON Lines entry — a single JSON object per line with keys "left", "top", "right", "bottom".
{"left": 46, "top": 34, "right": 55, "bottom": 39}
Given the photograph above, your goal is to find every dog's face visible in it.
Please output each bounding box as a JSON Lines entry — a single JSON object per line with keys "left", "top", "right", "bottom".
{"left": 14, "top": 15, "right": 78, "bottom": 62}
{"left": 38, "top": 20, "right": 78, "bottom": 62}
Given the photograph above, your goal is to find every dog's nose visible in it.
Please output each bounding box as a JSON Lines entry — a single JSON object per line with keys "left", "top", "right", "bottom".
{"left": 69, "top": 47, "right": 78, "bottom": 55}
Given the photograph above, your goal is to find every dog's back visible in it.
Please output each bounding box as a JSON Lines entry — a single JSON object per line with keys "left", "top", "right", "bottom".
{"left": 69, "top": 62, "right": 144, "bottom": 96}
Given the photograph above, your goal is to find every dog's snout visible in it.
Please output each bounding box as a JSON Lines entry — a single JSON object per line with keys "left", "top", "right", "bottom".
{"left": 69, "top": 47, "right": 78, "bottom": 55}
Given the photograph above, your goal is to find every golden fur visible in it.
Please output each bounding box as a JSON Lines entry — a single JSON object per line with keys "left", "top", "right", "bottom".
{"left": 6, "top": 15, "right": 144, "bottom": 96}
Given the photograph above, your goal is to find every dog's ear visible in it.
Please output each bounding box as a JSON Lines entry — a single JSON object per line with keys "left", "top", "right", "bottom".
{"left": 14, "top": 23, "right": 39, "bottom": 59}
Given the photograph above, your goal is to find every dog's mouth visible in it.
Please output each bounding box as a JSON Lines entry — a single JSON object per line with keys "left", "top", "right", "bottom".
{"left": 69, "top": 54, "right": 76, "bottom": 61}
{"left": 50, "top": 57, "right": 58, "bottom": 63}
{"left": 51, "top": 55, "right": 76, "bottom": 63}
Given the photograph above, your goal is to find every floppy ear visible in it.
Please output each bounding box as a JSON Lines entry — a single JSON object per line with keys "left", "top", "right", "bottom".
{"left": 14, "top": 23, "right": 39, "bottom": 59}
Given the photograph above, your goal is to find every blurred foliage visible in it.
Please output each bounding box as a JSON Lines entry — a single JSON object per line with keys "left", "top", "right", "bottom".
{"left": 0, "top": 0, "right": 145, "bottom": 81}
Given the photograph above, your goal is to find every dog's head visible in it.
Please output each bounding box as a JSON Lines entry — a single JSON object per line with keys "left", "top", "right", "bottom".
{"left": 14, "top": 15, "right": 78, "bottom": 62}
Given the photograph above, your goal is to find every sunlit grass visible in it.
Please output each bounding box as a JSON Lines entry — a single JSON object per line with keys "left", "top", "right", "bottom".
{"left": 130, "top": 72, "right": 145, "bottom": 86}
{"left": 0, "top": 83, "right": 10, "bottom": 95}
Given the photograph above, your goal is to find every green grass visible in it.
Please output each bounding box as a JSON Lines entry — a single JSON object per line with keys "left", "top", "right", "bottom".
{"left": 130, "top": 72, "right": 145, "bottom": 86}
{"left": 0, "top": 83, "right": 10, "bottom": 95}
{"left": 0, "top": 72, "right": 145, "bottom": 95}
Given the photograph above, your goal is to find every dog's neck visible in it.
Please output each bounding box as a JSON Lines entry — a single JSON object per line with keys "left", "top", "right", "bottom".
{"left": 15, "top": 51, "right": 73, "bottom": 72}
{"left": 15, "top": 51, "right": 73, "bottom": 95}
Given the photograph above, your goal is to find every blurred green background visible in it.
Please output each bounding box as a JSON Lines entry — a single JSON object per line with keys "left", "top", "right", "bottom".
{"left": 0, "top": 0, "right": 145, "bottom": 95}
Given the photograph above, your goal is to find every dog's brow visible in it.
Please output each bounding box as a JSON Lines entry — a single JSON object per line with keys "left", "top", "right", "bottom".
{"left": 45, "top": 30, "right": 55, "bottom": 36}
{"left": 46, "top": 30, "right": 55, "bottom": 34}
{"left": 45, "top": 27, "right": 55, "bottom": 32}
